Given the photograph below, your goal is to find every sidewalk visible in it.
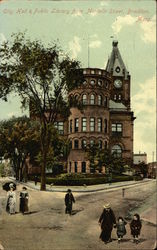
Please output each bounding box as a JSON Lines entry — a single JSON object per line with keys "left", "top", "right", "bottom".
{"left": 10, "top": 177, "right": 154, "bottom": 193}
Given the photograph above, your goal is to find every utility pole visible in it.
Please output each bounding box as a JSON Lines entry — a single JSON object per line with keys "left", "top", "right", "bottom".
{"left": 88, "top": 35, "right": 90, "bottom": 68}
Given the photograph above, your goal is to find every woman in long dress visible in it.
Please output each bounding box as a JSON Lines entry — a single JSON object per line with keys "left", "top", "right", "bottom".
{"left": 19, "top": 187, "right": 29, "bottom": 214}
{"left": 98, "top": 203, "right": 116, "bottom": 244}
{"left": 6, "top": 187, "right": 16, "bottom": 214}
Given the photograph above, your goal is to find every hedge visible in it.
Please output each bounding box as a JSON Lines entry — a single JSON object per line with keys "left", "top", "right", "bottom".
{"left": 28, "top": 173, "right": 142, "bottom": 186}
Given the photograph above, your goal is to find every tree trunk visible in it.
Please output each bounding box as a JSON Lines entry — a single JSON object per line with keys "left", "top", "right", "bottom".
{"left": 40, "top": 121, "right": 47, "bottom": 191}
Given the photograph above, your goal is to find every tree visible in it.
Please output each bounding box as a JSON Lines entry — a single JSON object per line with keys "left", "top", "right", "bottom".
{"left": 0, "top": 32, "right": 84, "bottom": 190}
{"left": 86, "top": 145, "right": 126, "bottom": 175}
{"left": 0, "top": 116, "right": 40, "bottom": 179}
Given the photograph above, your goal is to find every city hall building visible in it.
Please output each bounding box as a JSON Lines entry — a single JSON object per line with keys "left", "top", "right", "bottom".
{"left": 54, "top": 41, "right": 135, "bottom": 173}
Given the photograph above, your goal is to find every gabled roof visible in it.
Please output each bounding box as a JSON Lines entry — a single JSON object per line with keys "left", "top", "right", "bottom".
{"left": 106, "top": 41, "right": 129, "bottom": 80}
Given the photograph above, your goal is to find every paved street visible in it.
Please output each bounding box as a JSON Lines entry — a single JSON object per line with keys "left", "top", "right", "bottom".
{"left": 0, "top": 178, "right": 156, "bottom": 250}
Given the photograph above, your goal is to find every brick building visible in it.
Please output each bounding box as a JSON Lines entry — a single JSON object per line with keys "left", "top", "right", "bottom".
{"left": 54, "top": 41, "right": 135, "bottom": 173}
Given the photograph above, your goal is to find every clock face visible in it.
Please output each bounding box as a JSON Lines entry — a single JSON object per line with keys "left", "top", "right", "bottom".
{"left": 114, "top": 79, "right": 122, "bottom": 88}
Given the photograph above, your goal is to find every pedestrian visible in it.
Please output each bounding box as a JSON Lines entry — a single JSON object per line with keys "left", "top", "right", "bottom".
{"left": 98, "top": 203, "right": 116, "bottom": 244}
{"left": 65, "top": 189, "right": 75, "bottom": 215}
{"left": 6, "top": 185, "right": 16, "bottom": 215}
{"left": 130, "top": 213, "right": 142, "bottom": 244}
{"left": 116, "top": 216, "right": 127, "bottom": 243}
{"left": 19, "top": 187, "right": 29, "bottom": 214}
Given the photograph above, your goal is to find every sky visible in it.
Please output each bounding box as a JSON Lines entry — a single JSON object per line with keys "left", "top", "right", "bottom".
{"left": 0, "top": 0, "right": 156, "bottom": 163}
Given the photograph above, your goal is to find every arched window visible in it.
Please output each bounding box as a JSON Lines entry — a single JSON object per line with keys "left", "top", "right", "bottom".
{"left": 114, "top": 94, "right": 117, "bottom": 100}
{"left": 90, "top": 94, "right": 95, "bottom": 105}
{"left": 90, "top": 79, "right": 95, "bottom": 85}
{"left": 90, "top": 139, "right": 95, "bottom": 148}
{"left": 98, "top": 80, "right": 102, "bottom": 86}
{"left": 105, "top": 140, "right": 108, "bottom": 149}
{"left": 82, "top": 139, "right": 87, "bottom": 149}
{"left": 111, "top": 144, "right": 122, "bottom": 158}
{"left": 104, "top": 96, "right": 108, "bottom": 107}
{"left": 82, "top": 94, "right": 87, "bottom": 105}
{"left": 98, "top": 95, "right": 102, "bottom": 105}
{"left": 74, "top": 139, "right": 79, "bottom": 149}
{"left": 98, "top": 140, "right": 102, "bottom": 149}
{"left": 104, "top": 119, "right": 107, "bottom": 133}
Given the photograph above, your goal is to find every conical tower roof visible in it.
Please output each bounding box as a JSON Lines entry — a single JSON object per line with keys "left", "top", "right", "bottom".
{"left": 106, "top": 40, "right": 129, "bottom": 80}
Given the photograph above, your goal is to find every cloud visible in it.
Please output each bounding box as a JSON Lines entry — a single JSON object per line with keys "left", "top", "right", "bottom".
{"left": 112, "top": 15, "right": 137, "bottom": 35}
{"left": 68, "top": 36, "right": 81, "bottom": 59}
{"left": 100, "top": 1, "right": 109, "bottom": 6}
{"left": 0, "top": 33, "right": 6, "bottom": 46}
{"left": 140, "top": 15, "right": 156, "bottom": 43}
{"left": 112, "top": 14, "right": 156, "bottom": 44}
{"left": 132, "top": 76, "right": 156, "bottom": 162}
{"left": 89, "top": 40, "right": 102, "bottom": 48}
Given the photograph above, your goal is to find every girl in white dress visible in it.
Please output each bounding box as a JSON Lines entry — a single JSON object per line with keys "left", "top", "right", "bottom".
{"left": 6, "top": 187, "right": 16, "bottom": 214}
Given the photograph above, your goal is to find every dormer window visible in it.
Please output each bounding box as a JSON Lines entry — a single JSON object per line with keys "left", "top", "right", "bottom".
{"left": 115, "top": 66, "right": 120, "bottom": 73}
{"left": 98, "top": 70, "right": 102, "bottom": 75}
{"left": 91, "top": 70, "right": 95, "bottom": 74}
{"left": 83, "top": 70, "right": 87, "bottom": 74}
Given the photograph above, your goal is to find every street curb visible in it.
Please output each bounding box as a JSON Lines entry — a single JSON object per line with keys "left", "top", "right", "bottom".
{"left": 9, "top": 177, "right": 154, "bottom": 193}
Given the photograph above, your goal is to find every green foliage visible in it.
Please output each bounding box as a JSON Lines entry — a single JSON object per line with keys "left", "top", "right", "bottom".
{"left": 28, "top": 173, "right": 134, "bottom": 186}
{"left": 0, "top": 32, "right": 84, "bottom": 189}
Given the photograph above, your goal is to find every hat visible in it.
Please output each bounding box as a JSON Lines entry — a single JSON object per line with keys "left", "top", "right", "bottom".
{"left": 9, "top": 183, "right": 14, "bottom": 188}
{"left": 103, "top": 203, "right": 111, "bottom": 209}
{"left": 22, "top": 186, "right": 27, "bottom": 190}
{"left": 67, "top": 189, "right": 71, "bottom": 192}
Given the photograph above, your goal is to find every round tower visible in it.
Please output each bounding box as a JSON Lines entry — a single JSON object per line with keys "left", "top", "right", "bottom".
{"left": 67, "top": 68, "right": 112, "bottom": 173}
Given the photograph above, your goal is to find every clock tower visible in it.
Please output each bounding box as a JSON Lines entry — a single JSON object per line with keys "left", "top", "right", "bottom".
{"left": 106, "top": 40, "right": 135, "bottom": 166}
{"left": 106, "top": 40, "right": 130, "bottom": 109}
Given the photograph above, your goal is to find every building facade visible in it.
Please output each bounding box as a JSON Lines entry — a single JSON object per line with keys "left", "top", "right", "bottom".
{"left": 63, "top": 41, "right": 135, "bottom": 173}
{"left": 30, "top": 40, "right": 135, "bottom": 174}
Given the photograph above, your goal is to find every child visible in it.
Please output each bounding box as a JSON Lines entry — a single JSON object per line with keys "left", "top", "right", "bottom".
{"left": 116, "top": 217, "right": 127, "bottom": 243}
{"left": 130, "top": 213, "right": 142, "bottom": 244}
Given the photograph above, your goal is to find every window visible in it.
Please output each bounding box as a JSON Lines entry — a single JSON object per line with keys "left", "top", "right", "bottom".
{"left": 69, "top": 162, "right": 72, "bottom": 173}
{"left": 98, "top": 70, "right": 102, "bottom": 75}
{"left": 82, "top": 162, "right": 86, "bottom": 173}
{"left": 105, "top": 82, "right": 108, "bottom": 88}
{"left": 118, "top": 94, "right": 122, "bottom": 100}
{"left": 69, "top": 120, "right": 72, "bottom": 133}
{"left": 54, "top": 121, "right": 64, "bottom": 135}
{"left": 82, "top": 94, "right": 87, "bottom": 105}
{"left": 83, "top": 80, "right": 87, "bottom": 85}
{"left": 105, "top": 141, "right": 108, "bottom": 149}
{"left": 98, "top": 95, "right": 102, "bottom": 105}
{"left": 104, "top": 96, "right": 108, "bottom": 107}
{"left": 91, "top": 70, "right": 95, "bottom": 74}
{"left": 82, "top": 139, "right": 87, "bottom": 149}
{"left": 69, "top": 140, "right": 72, "bottom": 149}
{"left": 104, "top": 119, "right": 107, "bottom": 133}
{"left": 98, "top": 118, "right": 102, "bottom": 132}
{"left": 98, "top": 80, "right": 102, "bottom": 86}
{"left": 98, "top": 140, "right": 102, "bottom": 149}
{"left": 90, "top": 79, "right": 95, "bottom": 85}
{"left": 75, "top": 118, "right": 79, "bottom": 132}
{"left": 111, "top": 144, "right": 122, "bottom": 157}
{"left": 90, "top": 118, "right": 95, "bottom": 131}
{"left": 83, "top": 70, "right": 87, "bottom": 74}
{"left": 90, "top": 94, "right": 95, "bottom": 105}
{"left": 82, "top": 118, "right": 87, "bottom": 132}
{"left": 74, "top": 162, "right": 78, "bottom": 173}
{"left": 112, "top": 123, "right": 122, "bottom": 135}
{"left": 74, "top": 139, "right": 79, "bottom": 149}
{"left": 114, "top": 94, "right": 117, "bottom": 100}
{"left": 90, "top": 139, "right": 95, "bottom": 147}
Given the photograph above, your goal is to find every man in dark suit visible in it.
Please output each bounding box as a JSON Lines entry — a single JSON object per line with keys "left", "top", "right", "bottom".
{"left": 65, "top": 189, "right": 75, "bottom": 215}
